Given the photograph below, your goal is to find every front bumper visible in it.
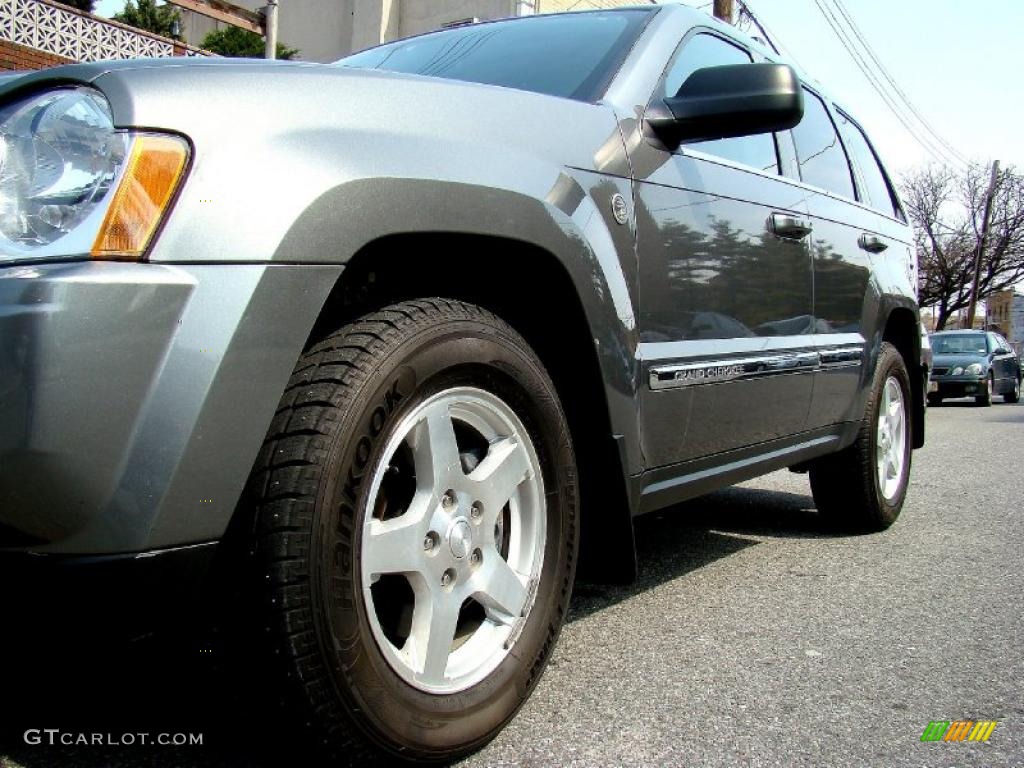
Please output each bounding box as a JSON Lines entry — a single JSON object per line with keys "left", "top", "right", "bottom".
{"left": 929, "top": 376, "right": 987, "bottom": 398}
{"left": 0, "top": 259, "right": 340, "bottom": 555}
{"left": 0, "top": 542, "right": 218, "bottom": 640}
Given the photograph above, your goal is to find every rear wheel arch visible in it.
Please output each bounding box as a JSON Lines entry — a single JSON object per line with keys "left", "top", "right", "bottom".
{"left": 882, "top": 306, "right": 925, "bottom": 449}
{"left": 305, "top": 233, "right": 638, "bottom": 584}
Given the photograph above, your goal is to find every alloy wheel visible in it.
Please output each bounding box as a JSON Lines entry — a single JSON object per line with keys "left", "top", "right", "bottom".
{"left": 876, "top": 376, "right": 907, "bottom": 501}
{"left": 360, "top": 387, "right": 546, "bottom": 694}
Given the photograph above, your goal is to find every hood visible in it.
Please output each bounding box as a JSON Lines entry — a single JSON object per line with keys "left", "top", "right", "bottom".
{"left": 933, "top": 352, "right": 990, "bottom": 368}
{"left": 0, "top": 71, "right": 26, "bottom": 88}
{"left": 0, "top": 57, "right": 317, "bottom": 100}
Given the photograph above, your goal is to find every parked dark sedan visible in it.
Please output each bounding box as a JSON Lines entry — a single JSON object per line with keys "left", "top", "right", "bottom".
{"left": 929, "top": 331, "right": 1021, "bottom": 406}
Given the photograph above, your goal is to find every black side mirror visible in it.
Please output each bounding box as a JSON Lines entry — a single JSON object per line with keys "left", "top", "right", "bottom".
{"left": 649, "top": 62, "right": 804, "bottom": 145}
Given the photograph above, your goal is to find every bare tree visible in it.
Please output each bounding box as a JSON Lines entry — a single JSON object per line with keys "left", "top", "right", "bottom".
{"left": 902, "top": 163, "right": 1024, "bottom": 330}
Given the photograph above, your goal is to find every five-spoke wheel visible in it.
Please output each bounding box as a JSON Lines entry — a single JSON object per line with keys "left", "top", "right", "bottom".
{"left": 875, "top": 376, "right": 907, "bottom": 502}
{"left": 249, "top": 299, "right": 578, "bottom": 762}
{"left": 362, "top": 387, "right": 545, "bottom": 693}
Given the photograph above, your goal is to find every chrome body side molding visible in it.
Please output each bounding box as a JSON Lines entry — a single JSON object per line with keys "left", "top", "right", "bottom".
{"left": 648, "top": 345, "right": 864, "bottom": 391}
{"left": 817, "top": 347, "right": 864, "bottom": 369}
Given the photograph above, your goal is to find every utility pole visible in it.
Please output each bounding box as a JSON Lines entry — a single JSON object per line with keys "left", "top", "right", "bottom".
{"left": 966, "top": 160, "right": 1001, "bottom": 329}
{"left": 264, "top": 0, "right": 279, "bottom": 59}
{"left": 713, "top": 0, "right": 735, "bottom": 23}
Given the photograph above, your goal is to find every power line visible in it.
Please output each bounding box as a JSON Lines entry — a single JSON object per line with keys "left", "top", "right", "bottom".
{"left": 811, "top": 0, "right": 964, "bottom": 168}
{"left": 819, "top": 0, "right": 968, "bottom": 168}
{"left": 829, "top": 0, "right": 968, "bottom": 166}
{"left": 737, "top": 0, "right": 803, "bottom": 69}
{"left": 814, "top": 0, "right": 947, "bottom": 163}
{"left": 741, "top": 0, "right": 968, "bottom": 169}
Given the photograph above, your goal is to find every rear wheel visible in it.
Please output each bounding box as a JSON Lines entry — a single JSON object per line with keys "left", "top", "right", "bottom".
{"left": 1004, "top": 376, "right": 1020, "bottom": 404}
{"left": 809, "top": 342, "right": 912, "bottom": 532}
{"left": 247, "top": 299, "right": 578, "bottom": 761}
{"left": 976, "top": 373, "right": 993, "bottom": 406}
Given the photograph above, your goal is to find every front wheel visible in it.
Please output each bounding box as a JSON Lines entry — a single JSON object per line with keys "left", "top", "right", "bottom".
{"left": 247, "top": 299, "right": 578, "bottom": 761}
{"left": 809, "top": 342, "right": 912, "bottom": 532}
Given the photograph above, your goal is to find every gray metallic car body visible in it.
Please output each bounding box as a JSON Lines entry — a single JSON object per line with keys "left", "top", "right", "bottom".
{"left": 0, "top": 5, "right": 926, "bottom": 565}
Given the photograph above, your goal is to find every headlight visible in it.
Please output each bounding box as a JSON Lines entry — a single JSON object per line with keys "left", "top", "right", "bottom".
{"left": 965, "top": 363, "right": 984, "bottom": 376}
{"left": 0, "top": 87, "right": 188, "bottom": 263}
{"left": 951, "top": 366, "right": 964, "bottom": 376}
{"left": 0, "top": 88, "right": 126, "bottom": 253}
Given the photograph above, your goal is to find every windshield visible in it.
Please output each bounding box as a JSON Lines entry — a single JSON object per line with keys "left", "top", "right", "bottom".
{"left": 931, "top": 334, "right": 990, "bottom": 355}
{"left": 337, "top": 10, "right": 654, "bottom": 102}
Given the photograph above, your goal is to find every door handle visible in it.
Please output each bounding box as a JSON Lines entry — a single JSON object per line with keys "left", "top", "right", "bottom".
{"left": 768, "top": 213, "right": 812, "bottom": 240}
{"left": 858, "top": 233, "right": 888, "bottom": 253}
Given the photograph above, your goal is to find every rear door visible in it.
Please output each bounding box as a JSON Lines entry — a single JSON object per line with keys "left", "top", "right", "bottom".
{"left": 633, "top": 30, "right": 816, "bottom": 467}
{"left": 787, "top": 95, "right": 911, "bottom": 429}
{"left": 991, "top": 333, "right": 1018, "bottom": 388}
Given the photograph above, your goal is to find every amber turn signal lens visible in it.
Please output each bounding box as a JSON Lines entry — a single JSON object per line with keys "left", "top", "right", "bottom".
{"left": 91, "top": 134, "right": 188, "bottom": 259}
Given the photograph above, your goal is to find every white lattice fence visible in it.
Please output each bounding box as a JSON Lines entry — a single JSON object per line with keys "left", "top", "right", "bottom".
{"left": 0, "top": 0, "right": 207, "bottom": 61}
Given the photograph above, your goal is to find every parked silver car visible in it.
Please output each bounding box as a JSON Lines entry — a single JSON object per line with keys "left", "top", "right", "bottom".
{"left": 1, "top": 5, "right": 926, "bottom": 761}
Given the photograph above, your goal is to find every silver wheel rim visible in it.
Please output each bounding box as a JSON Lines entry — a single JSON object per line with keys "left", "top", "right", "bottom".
{"left": 360, "top": 386, "right": 546, "bottom": 694}
{"left": 876, "top": 376, "right": 907, "bottom": 501}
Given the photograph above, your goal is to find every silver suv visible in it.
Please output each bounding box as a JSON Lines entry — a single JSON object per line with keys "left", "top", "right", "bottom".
{"left": 0, "top": 6, "right": 927, "bottom": 761}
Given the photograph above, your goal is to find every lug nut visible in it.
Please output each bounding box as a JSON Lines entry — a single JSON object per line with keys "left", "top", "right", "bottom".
{"left": 470, "top": 549, "right": 482, "bottom": 567}
{"left": 442, "top": 490, "right": 456, "bottom": 509}
{"left": 441, "top": 569, "right": 456, "bottom": 588}
{"left": 470, "top": 501, "right": 483, "bottom": 519}
{"left": 423, "top": 533, "right": 436, "bottom": 552}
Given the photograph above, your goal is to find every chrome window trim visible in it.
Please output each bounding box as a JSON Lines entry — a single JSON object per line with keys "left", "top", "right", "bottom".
{"left": 639, "top": 333, "right": 864, "bottom": 362}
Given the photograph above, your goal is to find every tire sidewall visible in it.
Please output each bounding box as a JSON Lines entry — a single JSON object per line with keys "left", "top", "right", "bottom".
{"left": 309, "top": 319, "right": 577, "bottom": 758}
{"left": 868, "top": 345, "right": 913, "bottom": 524}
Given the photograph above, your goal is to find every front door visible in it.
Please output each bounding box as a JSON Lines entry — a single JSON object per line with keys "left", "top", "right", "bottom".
{"left": 632, "top": 30, "right": 816, "bottom": 468}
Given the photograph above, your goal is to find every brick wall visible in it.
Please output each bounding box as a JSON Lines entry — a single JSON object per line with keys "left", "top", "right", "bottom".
{"left": 0, "top": 0, "right": 210, "bottom": 71}
{"left": 0, "top": 37, "right": 70, "bottom": 71}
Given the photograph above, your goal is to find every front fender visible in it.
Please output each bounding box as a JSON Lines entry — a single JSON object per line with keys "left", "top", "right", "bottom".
{"left": 277, "top": 173, "right": 645, "bottom": 477}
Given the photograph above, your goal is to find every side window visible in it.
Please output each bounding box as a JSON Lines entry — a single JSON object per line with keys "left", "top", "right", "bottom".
{"left": 661, "top": 33, "right": 779, "bottom": 174}
{"left": 835, "top": 111, "right": 898, "bottom": 217}
{"left": 790, "top": 90, "right": 856, "bottom": 199}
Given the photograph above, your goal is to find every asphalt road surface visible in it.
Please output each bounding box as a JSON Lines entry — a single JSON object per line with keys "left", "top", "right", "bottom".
{"left": 2, "top": 398, "right": 1021, "bottom": 768}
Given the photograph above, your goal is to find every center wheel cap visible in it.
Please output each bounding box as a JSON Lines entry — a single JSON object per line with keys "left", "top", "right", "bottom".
{"left": 448, "top": 519, "right": 473, "bottom": 560}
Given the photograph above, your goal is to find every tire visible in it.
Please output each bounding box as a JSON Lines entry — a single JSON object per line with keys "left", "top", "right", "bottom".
{"left": 809, "top": 342, "right": 912, "bottom": 532}
{"left": 247, "top": 299, "right": 578, "bottom": 762}
{"left": 976, "top": 373, "right": 993, "bottom": 406}
{"left": 1004, "top": 376, "right": 1020, "bottom": 404}
{"left": 927, "top": 393, "right": 942, "bottom": 407}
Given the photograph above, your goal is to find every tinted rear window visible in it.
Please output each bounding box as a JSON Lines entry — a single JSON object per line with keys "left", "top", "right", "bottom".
{"left": 835, "top": 110, "right": 898, "bottom": 218}
{"left": 337, "top": 10, "right": 653, "bottom": 102}
{"left": 791, "top": 89, "right": 856, "bottom": 199}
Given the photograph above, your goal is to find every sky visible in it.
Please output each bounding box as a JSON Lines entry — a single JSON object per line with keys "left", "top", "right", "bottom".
{"left": 721, "top": 0, "right": 1024, "bottom": 177}
{"left": 92, "top": 0, "right": 1023, "bottom": 177}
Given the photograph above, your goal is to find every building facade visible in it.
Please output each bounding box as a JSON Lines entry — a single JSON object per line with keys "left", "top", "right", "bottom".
{"left": 0, "top": 0, "right": 206, "bottom": 72}
{"left": 987, "top": 289, "right": 1024, "bottom": 354}
{"left": 180, "top": 0, "right": 642, "bottom": 63}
